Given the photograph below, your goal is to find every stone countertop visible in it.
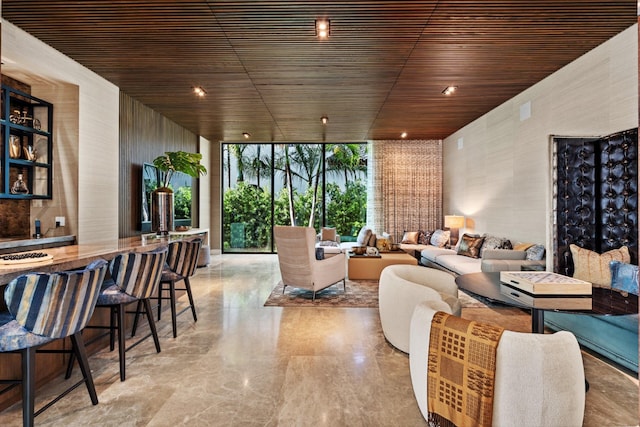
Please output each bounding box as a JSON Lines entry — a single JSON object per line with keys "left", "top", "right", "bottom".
{"left": 0, "top": 236, "right": 167, "bottom": 286}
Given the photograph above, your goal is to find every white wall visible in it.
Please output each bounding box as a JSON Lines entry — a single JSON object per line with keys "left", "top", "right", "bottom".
{"left": 2, "top": 19, "right": 120, "bottom": 244}
{"left": 443, "top": 24, "right": 638, "bottom": 255}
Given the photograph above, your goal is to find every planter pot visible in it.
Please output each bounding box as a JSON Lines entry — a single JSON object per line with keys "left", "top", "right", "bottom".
{"left": 152, "top": 187, "right": 174, "bottom": 235}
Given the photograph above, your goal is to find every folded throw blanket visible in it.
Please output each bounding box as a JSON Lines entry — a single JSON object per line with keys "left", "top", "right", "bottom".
{"left": 318, "top": 240, "right": 340, "bottom": 247}
{"left": 427, "top": 311, "right": 504, "bottom": 427}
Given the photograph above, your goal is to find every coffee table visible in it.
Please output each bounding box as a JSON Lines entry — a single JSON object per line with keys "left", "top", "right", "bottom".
{"left": 347, "top": 251, "right": 418, "bottom": 280}
{"left": 455, "top": 272, "right": 638, "bottom": 333}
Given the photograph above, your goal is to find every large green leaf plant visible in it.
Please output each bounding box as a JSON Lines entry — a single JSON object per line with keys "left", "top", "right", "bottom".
{"left": 153, "top": 151, "right": 207, "bottom": 189}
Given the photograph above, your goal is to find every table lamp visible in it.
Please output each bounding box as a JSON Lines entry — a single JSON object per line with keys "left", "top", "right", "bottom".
{"left": 444, "top": 215, "right": 465, "bottom": 247}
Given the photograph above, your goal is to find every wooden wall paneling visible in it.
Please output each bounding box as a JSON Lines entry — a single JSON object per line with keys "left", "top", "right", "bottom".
{"left": 118, "top": 92, "right": 198, "bottom": 237}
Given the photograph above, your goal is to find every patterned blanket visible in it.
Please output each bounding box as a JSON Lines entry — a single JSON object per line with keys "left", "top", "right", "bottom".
{"left": 427, "top": 311, "right": 504, "bottom": 427}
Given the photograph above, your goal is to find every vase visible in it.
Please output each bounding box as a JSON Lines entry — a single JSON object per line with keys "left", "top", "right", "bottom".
{"left": 151, "top": 187, "right": 174, "bottom": 235}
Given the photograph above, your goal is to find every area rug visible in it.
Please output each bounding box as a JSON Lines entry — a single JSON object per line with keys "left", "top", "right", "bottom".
{"left": 264, "top": 280, "right": 378, "bottom": 308}
{"left": 263, "top": 280, "right": 499, "bottom": 309}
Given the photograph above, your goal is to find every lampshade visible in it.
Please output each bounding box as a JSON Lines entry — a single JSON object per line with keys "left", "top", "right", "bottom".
{"left": 444, "top": 215, "right": 465, "bottom": 229}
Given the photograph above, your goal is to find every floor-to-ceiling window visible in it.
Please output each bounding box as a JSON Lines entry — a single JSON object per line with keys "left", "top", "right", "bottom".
{"left": 222, "top": 143, "right": 367, "bottom": 253}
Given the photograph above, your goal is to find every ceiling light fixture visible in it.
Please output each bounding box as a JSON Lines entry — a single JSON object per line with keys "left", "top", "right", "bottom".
{"left": 316, "top": 20, "right": 330, "bottom": 39}
{"left": 401, "top": 132, "right": 408, "bottom": 138}
{"left": 321, "top": 116, "right": 328, "bottom": 125}
{"left": 242, "top": 132, "right": 251, "bottom": 139}
{"left": 442, "top": 86, "right": 457, "bottom": 96}
{"left": 193, "top": 86, "right": 206, "bottom": 97}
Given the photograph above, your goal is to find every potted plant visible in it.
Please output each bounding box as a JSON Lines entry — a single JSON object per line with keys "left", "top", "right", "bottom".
{"left": 151, "top": 151, "right": 207, "bottom": 235}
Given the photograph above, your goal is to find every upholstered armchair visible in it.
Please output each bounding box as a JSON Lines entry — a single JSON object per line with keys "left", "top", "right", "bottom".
{"left": 274, "top": 226, "right": 346, "bottom": 300}
{"left": 410, "top": 300, "right": 585, "bottom": 427}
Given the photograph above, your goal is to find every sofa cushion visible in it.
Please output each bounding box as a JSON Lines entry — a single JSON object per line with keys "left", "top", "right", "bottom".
{"left": 430, "top": 229, "right": 450, "bottom": 248}
{"left": 401, "top": 231, "right": 420, "bottom": 244}
{"left": 320, "top": 227, "right": 337, "bottom": 241}
{"left": 420, "top": 246, "right": 457, "bottom": 263}
{"left": 513, "top": 242, "right": 535, "bottom": 251}
{"left": 356, "top": 226, "right": 372, "bottom": 246}
{"left": 417, "top": 230, "right": 432, "bottom": 245}
{"left": 457, "top": 234, "right": 485, "bottom": 258}
{"left": 481, "top": 234, "right": 512, "bottom": 257}
{"left": 435, "top": 254, "right": 482, "bottom": 275}
{"left": 610, "top": 261, "right": 639, "bottom": 295}
{"left": 570, "top": 244, "right": 630, "bottom": 287}
{"left": 525, "top": 244, "right": 546, "bottom": 261}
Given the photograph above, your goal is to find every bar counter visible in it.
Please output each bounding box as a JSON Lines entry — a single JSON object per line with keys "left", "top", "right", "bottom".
{"left": 0, "top": 234, "right": 194, "bottom": 412}
{"left": 0, "top": 236, "right": 166, "bottom": 286}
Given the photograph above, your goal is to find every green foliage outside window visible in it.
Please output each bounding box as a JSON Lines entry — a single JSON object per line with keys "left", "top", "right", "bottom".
{"left": 223, "top": 180, "right": 366, "bottom": 249}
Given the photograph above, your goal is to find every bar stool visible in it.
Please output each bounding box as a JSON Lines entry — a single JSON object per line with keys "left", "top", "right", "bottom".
{"left": 67, "top": 247, "right": 168, "bottom": 381}
{"left": 135, "top": 238, "right": 201, "bottom": 338}
{"left": 0, "top": 259, "right": 108, "bottom": 427}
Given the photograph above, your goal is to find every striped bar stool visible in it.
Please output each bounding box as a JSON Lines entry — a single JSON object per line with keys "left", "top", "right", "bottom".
{"left": 67, "top": 247, "right": 167, "bottom": 381}
{"left": 135, "top": 238, "right": 202, "bottom": 338}
{"left": 0, "top": 259, "right": 108, "bottom": 427}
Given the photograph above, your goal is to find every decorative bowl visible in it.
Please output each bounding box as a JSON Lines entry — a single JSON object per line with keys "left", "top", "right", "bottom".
{"left": 352, "top": 246, "right": 367, "bottom": 255}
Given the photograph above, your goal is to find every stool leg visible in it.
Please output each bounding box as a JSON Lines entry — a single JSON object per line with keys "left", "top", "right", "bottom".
{"left": 22, "top": 347, "right": 36, "bottom": 427}
{"left": 184, "top": 278, "right": 197, "bottom": 322}
{"left": 157, "top": 281, "right": 165, "bottom": 321}
{"left": 143, "top": 298, "right": 161, "bottom": 353}
{"left": 110, "top": 306, "right": 117, "bottom": 351}
{"left": 69, "top": 332, "right": 98, "bottom": 405}
{"left": 116, "top": 304, "right": 126, "bottom": 381}
{"left": 131, "top": 300, "right": 143, "bottom": 337}
{"left": 169, "top": 280, "right": 177, "bottom": 338}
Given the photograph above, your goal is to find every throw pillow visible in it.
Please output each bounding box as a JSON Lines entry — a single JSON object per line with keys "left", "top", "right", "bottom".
{"left": 480, "top": 234, "right": 513, "bottom": 257}
{"left": 320, "top": 227, "right": 337, "bottom": 241}
{"left": 376, "top": 237, "right": 391, "bottom": 252}
{"left": 513, "top": 242, "right": 534, "bottom": 251}
{"left": 368, "top": 233, "right": 377, "bottom": 247}
{"left": 430, "top": 229, "right": 450, "bottom": 248}
{"left": 610, "top": 260, "right": 639, "bottom": 295}
{"left": 570, "top": 244, "right": 630, "bottom": 288}
{"left": 356, "top": 226, "right": 372, "bottom": 246}
{"left": 418, "top": 230, "right": 432, "bottom": 245}
{"left": 457, "top": 234, "right": 485, "bottom": 258}
{"left": 525, "top": 244, "right": 545, "bottom": 261}
{"left": 318, "top": 240, "right": 339, "bottom": 247}
{"left": 401, "top": 231, "right": 419, "bottom": 244}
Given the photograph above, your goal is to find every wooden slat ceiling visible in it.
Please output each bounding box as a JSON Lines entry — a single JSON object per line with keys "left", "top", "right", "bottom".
{"left": 1, "top": 1, "right": 636, "bottom": 142}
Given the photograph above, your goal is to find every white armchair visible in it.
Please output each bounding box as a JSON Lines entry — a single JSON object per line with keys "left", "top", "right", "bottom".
{"left": 409, "top": 300, "right": 585, "bottom": 426}
{"left": 274, "top": 226, "right": 346, "bottom": 300}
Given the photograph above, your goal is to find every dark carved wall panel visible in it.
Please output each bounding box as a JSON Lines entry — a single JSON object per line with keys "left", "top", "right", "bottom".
{"left": 554, "top": 129, "right": 638, "bottom": 276}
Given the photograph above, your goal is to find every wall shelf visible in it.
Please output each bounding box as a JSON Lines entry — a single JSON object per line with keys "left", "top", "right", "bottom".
{"left": 0, "top": 85, "right": 53, "bottom": 199}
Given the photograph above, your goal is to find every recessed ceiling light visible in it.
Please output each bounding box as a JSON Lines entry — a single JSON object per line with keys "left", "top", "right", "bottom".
{"left": 193, "top": 86, "right": 206, "bottom": 97}
{"left": 401, "top": 132, "right": 408, "bottom": 138}
{"left": 242, "top": 132, "right": 251, "bottom": 139}
{"left": 321, "top": 116, "right": 328, "bottom": 125}
{"left": 442, "top": 86, "right": 457, "bottom": 96}
{"left": 316, "top": 20, "right": 330, "bottom": 39}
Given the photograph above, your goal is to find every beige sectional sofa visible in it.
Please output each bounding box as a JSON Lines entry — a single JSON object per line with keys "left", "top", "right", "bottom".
{"left": 400, "top": 231, "right": 546, "bottom": 275}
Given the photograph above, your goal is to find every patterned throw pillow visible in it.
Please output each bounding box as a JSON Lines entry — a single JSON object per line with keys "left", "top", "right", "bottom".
{"left": 430, "top": 230, "right": 450, "bottom": 248}
{"left": 525, "top": 244, "right": 545, "bottom": 261}
{"left": 610, "top": 260, "right": 639, "bottom": 295}
{"left": 570, "top": 244, "right": 630, "bottom": 287}
{"left": 401, "top": 231, "right": 419, "bottom": 244}
{"left": 457, "top": 234, "right": 485, "bottom": 258}
{"left": 481, "top": 234, "right": 512, "bottom": 257}
{"left": 418, "top": 230, "right": 432, "bottom": 245}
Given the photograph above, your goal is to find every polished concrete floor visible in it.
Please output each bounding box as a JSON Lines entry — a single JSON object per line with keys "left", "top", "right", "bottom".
{"left": 1, "top": 254, "right": 638, "bottom": 426}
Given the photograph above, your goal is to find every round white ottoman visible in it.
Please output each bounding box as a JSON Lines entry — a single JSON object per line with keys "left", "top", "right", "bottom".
{"left": 378, "top": 264, "right": 461, "bottom": 353}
